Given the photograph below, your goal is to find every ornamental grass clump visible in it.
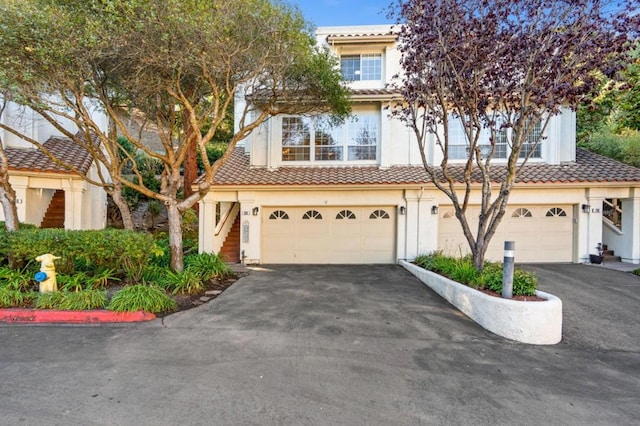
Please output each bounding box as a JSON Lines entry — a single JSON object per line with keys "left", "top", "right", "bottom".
{"left": 184, "top": 252, "right": 231, "bottom": 281}
{"left": 108, "top": 285, "right": 177, "bottom": 313}
{"left": 0, "top": 287, "right": 37, "bottom": 308}
{"left": 415, "top": 252, "right": 538, "bottom": 297}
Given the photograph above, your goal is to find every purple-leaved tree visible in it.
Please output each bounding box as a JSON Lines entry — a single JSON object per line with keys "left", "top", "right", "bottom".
{"left": 391, "top": 0, "right": 639, "bottom": 270}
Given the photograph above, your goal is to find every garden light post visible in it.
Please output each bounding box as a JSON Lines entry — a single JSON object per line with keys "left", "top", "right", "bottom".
{"left": 502, "top": 241, "right": 515, "bottom": 299}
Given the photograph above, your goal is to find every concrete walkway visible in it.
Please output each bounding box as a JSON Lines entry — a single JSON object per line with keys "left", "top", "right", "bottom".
{"left": 1, "top": 264, "right": 639, "bottom": 425}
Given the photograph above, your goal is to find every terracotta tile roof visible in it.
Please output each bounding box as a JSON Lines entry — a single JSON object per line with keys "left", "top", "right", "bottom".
{"left": 6, "top": 136, "right": 93, "bottom": 175}
{"left": 351, "top": 88, "right": 401, "bottom": 98}
{"left": 210, "top": 147, "right": 640, "bottom": 187}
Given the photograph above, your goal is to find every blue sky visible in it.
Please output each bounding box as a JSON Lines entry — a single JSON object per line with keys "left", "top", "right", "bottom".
{"left": 293, "top": 0, "right": 395, "bottom": 26}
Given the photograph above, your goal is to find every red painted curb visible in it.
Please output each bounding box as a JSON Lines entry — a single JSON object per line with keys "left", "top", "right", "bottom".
{"left": 0, "top": 309, "right": 156, "bottom": 324}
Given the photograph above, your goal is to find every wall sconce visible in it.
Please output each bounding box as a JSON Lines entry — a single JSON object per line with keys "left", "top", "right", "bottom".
{"left": 252, "top": 207, "right": 259, "bottom": 216}
{"left": 581, "top": 204, "right": 590, "bottom": 213}
{"left": 399, "top": 206, "right": 406, "bottom": 215}
{"left": 431, "top": 206, "right": 439, "bottom": 215}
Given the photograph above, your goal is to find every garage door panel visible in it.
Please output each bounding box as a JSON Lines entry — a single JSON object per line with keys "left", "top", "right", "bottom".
{"left": 263, "top": 206, "right": 395, "bottom": 264}
{"left": 438, "top": 205, "right": 573, "bottom": 263}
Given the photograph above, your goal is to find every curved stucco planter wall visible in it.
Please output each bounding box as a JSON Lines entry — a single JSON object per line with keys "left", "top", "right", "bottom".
{"left": 400, "top": 260, "right": 562, "bottom": 345}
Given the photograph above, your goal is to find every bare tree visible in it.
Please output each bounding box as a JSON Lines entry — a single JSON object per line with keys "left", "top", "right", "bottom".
{"left": 391, "top": 0, "right": 639, "bottom": 270}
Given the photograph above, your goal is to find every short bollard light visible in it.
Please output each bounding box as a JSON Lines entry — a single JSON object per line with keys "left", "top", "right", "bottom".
{"left": 502, "top": 241, "right": 515, "bottom": 299}
{"left": 35, "top": 254, "right": 61, "bottom": 293}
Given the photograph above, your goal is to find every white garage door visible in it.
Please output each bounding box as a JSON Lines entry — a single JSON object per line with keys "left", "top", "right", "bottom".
{"left": 438, "top": 205, "right": 574, "bottom": 262}
{"left": 262, "top": 206, "right": 396, "bottom": 264}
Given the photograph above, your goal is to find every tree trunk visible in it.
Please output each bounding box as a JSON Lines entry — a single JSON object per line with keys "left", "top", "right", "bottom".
{"left": 182, "top": 108, "right": 198, "bottom": 213}
{"left": 109, "top": 187, "right": 134, "bottom": 230}
{"left": 166, "top": 202, "right": 184, "bottom": 272}
{"left": 0, "top": 182, "right": 19, "bottom": 231}
{"left": 472, "top": 238, "right": 490, "bottom": 272}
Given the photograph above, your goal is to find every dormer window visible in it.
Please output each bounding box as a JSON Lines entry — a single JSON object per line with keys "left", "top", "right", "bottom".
{"left": 340, "top": 54, "right": 382, "bottom": 81}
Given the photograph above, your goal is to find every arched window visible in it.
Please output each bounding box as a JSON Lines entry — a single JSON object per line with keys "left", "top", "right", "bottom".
{"left": 302, "top": 210, "right": 323, "bottom": 220}
{"left": 369, "top": 209, "right": 390, "bottom": 219}
{"left": 269, "top": 210, "right": 289, "bottom": 220}
{"left": 546, "top": 207, "right": 567, "bottom": 217}
{"left": 336, "top": 210, "right": 356, "bottom": 219}
{"left": 512, "top": 208, "right": 533, "bottom": 218}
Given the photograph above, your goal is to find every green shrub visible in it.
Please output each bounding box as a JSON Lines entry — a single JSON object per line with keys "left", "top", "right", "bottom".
{"left": 108, "top": 285, "right": 177, "bottom": 313}
{"left": 34, "top": 292, "right": 65, "bottom": 309}
{"left": 57, "top": 273, "right": 89, "bottom": 292}
{"left": 0, "top": 288, "right": 36, "bottom": 308}
{"left": 632, "top": 268, "right": 640, "bottom": 276}
{"left": 184, "top": 252, "right": 231, "bottom": 281}
{"left": 0, "top": 267, "right": 34, "bottom": 291}
{"left": 1, "top": 228, "right": 160, "bottom": 276}
{"left": 57, "top": 290, "right": 107, "bottom": 310}
{"left": 165, "top": 269, "right": 204, "bottom": 295}
{"left": 415, "top": 252, "right": 538, "bottom": 296}
{"left": 140, "top": 265, "right": 172, "bottom": 287}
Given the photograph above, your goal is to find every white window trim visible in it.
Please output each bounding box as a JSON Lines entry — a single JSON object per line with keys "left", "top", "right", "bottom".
{"left": 279, "top": 113, "right": 380, "bottom": 165}
{"left": 445, "top": 116, "right": 545, "bottom": 163}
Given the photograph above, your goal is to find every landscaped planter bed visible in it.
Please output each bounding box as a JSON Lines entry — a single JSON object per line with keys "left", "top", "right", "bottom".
{"left": 400, "top": 260, "right": 562, "bottom": 345}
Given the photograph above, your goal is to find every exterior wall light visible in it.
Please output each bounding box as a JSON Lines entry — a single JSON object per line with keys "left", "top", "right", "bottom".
{"left": 399, "top": 206, "right": 406, "bottom": 215}
{"left": 431, "top": 206, "right": 439, "bottom": 215}
{"left": 252, "top": 207, "right": 259, "bottom": 216}
{"left": 581, "top": 204, "right": 590, "bottom": 213}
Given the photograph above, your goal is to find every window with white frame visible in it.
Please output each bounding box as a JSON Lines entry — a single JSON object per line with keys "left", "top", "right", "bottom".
{"left": 340, "top": 54, "right": 382, "bottom": 81}
{"left": 446, "top": 115, "right": 541, "bottom": 160}
{"left": 281, "top": 113, "right": 379, "bottom": 162}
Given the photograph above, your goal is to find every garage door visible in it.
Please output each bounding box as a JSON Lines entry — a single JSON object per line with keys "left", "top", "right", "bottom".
{"left": 438, "top": 205, "right": 574, "bottom": 262}
{"left": 262, "top": 206, "right": 396, "bottom": 264}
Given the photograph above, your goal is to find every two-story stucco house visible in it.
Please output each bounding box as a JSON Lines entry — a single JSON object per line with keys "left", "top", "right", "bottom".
{"left": 199, "top": 24, "right": 640, "bottom": 265}
{"left": 0, "top": 100, "right": 108, "bottom": 230}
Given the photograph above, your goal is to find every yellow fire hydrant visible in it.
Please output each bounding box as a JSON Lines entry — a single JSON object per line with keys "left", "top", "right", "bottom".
{"left": 35, "top": 254, "right": 61, "bottom": 293}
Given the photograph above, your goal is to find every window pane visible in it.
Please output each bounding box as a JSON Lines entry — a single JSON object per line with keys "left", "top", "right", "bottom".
{"left": 282, "top": 147, "right": 310, "bottom": 161}
{"left": 315, "top": 146, "right": 343, "bottom": 161}
{"left": 447, "top": 117, "right": 467, "bottom": 160}
{"left": 360, "top": 54, "right": 381, "bottom": 80}
{"left": 519, "top": 120, "right": 542, "bottom": 159}
{"left": 282, "top": 117, "right": 311, "bottom": 161}
{"left": 348, "top": 115, "right": 377, "bottom": 160}
{"left": 340, "top": 55, "right": 360, "bottom": 81}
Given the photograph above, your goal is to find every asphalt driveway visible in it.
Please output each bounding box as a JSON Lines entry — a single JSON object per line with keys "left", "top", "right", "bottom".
{"left": 0, "top": 264, "right": 639, "bottom": 425}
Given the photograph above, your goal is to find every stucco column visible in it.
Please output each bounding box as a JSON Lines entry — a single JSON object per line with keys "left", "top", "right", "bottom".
{"left": 404, "top": 189, "right": 436, "bottom": 260}
{"left": 198, "top": 195, "right": 216, "bottom": 254}
{"left": 238, "top": 192, "right": 260, "bottom": 264}
{"left": 62, "top": 182, "right": 85, "bottom": 230}
{"left": 6, "top": 175, "right": 28, "bottom": 223}
{"left": 585, "top": 195, "right": 604, "bottom": 262}
{"left": 621, "top": 192, "right": 640, "bottom": 264}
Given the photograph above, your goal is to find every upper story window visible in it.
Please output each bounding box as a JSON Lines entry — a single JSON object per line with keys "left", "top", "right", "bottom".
{"left": 447, "top": 116, "right": 542, "bottom": 161}
{"left": 340, "top": 54, "right": 382, "bottom": 81}
{"left": 281, "top": 113, "right": 379, "bottom": 163}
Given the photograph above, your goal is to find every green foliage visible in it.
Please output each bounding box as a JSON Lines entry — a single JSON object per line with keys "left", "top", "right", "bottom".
{"left": 184, "top": 252, "right": 231, "bottom": 281}
{"left": 579, "top": 128, "right": 640, "bottom": 168}
{"left": 197, "top": 142, "right": 229, "bottom": 172}
{"left": 0, "top": 267, "right": 35, "bottom": 291}
{"left": 1, "top": 228, "right": 159, "bottom": 277}
{"left": 0, "top": 288, "right": 36, "bottom": 308}
{"left": 165, "top": 269, "right": 204, "bottom": 295}
{"left": 632, "top": 269, "right": 640, "bottom": 276}
{"left": 57, "top": 273, "right": 89, "bottom": 292}
{"left": 415, "top": 253, "right": 538, "bottom": 296}
{"left": 87, "top": 268, "right": 120, "bottom": 289}
{"left": 57, "top": 290, "right": 107, "bottom": 311}
{"left": 34, "top": 290, "right": 106, "bottom": 310}
{"left": 34, "top": 292, "right": 65, "bottom": 309}
{"left": 108, "top": 285, "right": 177, "bottom": 313}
